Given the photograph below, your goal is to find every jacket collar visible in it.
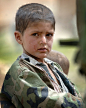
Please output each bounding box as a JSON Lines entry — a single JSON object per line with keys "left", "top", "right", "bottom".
{"left": 21, "top": 53, "right": 54, "bottom": 66}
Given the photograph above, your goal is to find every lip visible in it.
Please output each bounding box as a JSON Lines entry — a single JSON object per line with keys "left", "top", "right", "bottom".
{"left": 38, "top": 48, "right": 47, "bottom": 52}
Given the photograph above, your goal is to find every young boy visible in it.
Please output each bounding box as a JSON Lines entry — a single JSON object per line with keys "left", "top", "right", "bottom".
{"left": 1, "top": 3, "right": 83, "bottom": 108}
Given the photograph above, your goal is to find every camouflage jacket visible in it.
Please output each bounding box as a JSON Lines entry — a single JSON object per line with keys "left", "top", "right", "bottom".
{"left": 1, "top": 54, "right": 83, "bottom": 108}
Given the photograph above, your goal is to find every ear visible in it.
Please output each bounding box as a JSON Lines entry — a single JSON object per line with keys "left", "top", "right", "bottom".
{"left": 14, "top": 31, "right": 23, "bottom": 45}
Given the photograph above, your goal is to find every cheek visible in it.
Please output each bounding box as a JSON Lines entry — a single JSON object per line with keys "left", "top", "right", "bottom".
{"left": 30, "top": 41, "right": 37, "bottom": 50}
{"left": 48, "top": 39, "right": 53, "bottom": 48}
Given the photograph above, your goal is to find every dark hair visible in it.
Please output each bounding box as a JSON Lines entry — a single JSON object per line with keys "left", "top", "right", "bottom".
{"left": 15, "top": 3, "right": 55, "bottom": 34}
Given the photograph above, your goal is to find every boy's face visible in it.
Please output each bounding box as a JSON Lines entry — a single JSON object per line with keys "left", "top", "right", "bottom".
{"left": 15, "top": 21, "right": 54, "bottom": 62}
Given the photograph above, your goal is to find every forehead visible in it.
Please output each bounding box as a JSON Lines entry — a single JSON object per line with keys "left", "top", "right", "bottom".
{"left": 27, "top": 21, "right": 55, "bottom": 30}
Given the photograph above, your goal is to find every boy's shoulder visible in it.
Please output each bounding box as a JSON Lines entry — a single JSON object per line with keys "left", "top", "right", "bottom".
{"left": 8, "top": 56, "right": 66, "bottom": 80}
{"left": 5, "top": 57, "right": 28, "bottom": 79}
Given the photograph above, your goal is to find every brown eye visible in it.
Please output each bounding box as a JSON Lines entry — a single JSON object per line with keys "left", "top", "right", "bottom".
{"left": 46, "top": 33, "right": 53, "bottom": 37}
{"left": 32, "top": 33, "right": 38, "bottom": 36}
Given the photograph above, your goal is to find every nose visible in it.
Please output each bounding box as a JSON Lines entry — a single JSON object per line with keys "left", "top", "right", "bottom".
{"left": 40, "top": 35, "right": 47, "bottom": 44}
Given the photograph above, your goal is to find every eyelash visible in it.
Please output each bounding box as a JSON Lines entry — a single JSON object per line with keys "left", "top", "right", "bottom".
{"left": 32, "top": 33, "right": 53, "bottom": 37}
{"left": 46, "top": 33, "right": 53, "bottom": 37}
{"left": 32, "top": 33, "right": 38, "bottom": 36}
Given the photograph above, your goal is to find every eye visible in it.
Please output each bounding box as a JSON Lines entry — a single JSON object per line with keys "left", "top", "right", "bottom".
{"left": 32, "top": 33, "right": 38, "bottom": 36}
{"left": 46, "top": 33, "right": 53, "bottom": 37}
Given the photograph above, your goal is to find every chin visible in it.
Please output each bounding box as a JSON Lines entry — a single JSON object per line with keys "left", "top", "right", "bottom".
{"left": 40, "top": 54, "right": 48, "bottom": 58}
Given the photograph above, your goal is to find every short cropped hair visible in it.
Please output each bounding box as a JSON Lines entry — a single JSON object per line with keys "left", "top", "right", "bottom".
{"left": 15, "top": 3, "right": 55, "bottom": 34}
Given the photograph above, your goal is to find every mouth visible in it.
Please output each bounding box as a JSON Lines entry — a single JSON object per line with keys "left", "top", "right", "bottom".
{"left": 38, "top": 48, "right": 47, "bottom": 52}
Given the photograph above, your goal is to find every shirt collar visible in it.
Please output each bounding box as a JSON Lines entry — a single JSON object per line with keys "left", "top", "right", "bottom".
{"left": 21, "top": 53, "right": 54, "bottom": 66}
